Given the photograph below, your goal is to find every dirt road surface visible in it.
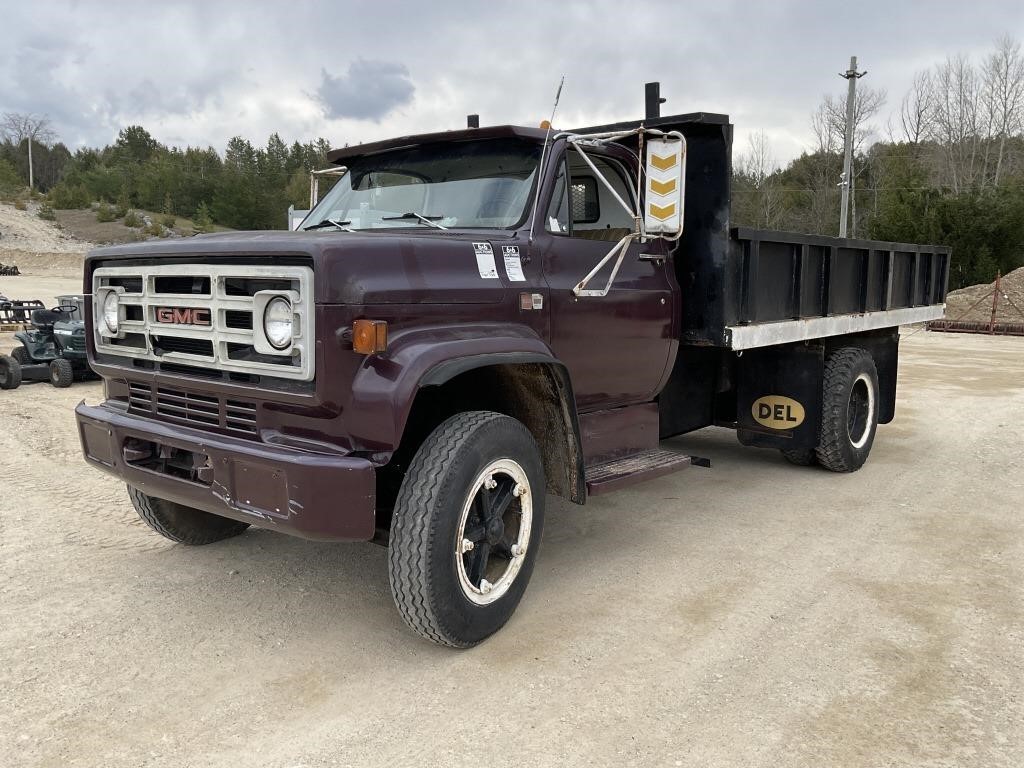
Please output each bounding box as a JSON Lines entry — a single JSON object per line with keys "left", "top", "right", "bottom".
{"left": 1, "top": 330, "right": 1022, "bottom": 768}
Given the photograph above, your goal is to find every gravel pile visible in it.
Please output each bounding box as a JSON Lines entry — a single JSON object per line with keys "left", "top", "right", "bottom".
{"left": 944, "top": 266, "right": 1024, "bottom": 323}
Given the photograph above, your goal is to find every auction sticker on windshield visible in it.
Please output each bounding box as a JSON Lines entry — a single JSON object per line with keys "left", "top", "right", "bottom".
{"left": 473, "top": 242, "right": 499, "bottom": 279}
{"left": 502, "top": 245, "right": 526, "bottom": 281}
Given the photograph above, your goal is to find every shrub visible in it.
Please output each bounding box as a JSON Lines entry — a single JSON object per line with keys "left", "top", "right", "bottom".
{"left": 161, "top": 213, "right": 177, "bottom": 229}
{"left": 142, "top": 221, "right": 164, "bottom": 237}
{"left": 14, "top": 199, "right": 27, "bottom": 211}
{"left": 49, "top": 182, "right": 91, "bottom": 210}
{"left": 115, "top": 190, "right": 130, "bottom": 218}
{"left": 193, "top": 202, "right": 214, "bottom": 233}
{"left": 96, "top": 202, "right": 117, "bottom": 222}
{"left": 38, "top": 203, "right": 56, "bottom": 220}
{"left": 123, "top": 210, "right": 143, "bottom": 228}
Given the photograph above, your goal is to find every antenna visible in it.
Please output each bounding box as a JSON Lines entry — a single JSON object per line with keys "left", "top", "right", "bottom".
{"left": 528, "top": 75, "right": 565, "bottom": 246}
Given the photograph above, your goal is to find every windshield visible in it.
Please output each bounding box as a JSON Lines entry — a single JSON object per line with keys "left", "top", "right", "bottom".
{"left": 302, "top": 138, "right": 541, "bottom": 231}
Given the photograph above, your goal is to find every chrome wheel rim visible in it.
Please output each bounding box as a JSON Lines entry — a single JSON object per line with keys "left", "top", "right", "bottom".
{"left": 455, "top": 458, "right": 532, "bottom": 606}
{"left": 847, "top": 373, "right": 875, "bottom": 449}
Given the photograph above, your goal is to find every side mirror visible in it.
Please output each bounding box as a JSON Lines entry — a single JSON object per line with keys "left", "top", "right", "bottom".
{"left": 644, "top": 136, "right": 686, "bottom": 236}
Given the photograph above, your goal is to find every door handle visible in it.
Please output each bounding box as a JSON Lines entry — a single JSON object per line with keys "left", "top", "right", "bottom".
{"left": 639, "top": 253, "right": 665, "bottom": 265}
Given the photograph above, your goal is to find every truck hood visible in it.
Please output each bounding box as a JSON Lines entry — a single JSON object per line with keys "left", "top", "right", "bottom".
{"left": 85, "top": 229, "right": 526, "bottom": 304}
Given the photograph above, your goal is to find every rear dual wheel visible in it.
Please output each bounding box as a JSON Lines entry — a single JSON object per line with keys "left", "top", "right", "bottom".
{"left": 388, "top": 411, "right": 545, "bottom": 648}
{"left": 815, "top": 347, "right": 878, "bottom": 472}
{"left": 781, "top": 347, "right": 879, "bottom": 472}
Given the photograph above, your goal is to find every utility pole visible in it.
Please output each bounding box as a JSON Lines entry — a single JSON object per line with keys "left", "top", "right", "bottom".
{"left": 838, "top": 56, "right": 866, "bottom": 238}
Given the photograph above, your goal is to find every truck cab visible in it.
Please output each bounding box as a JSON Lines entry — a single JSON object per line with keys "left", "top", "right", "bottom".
{"left": 75, "top": 109, "right": 949, "bottom": 647}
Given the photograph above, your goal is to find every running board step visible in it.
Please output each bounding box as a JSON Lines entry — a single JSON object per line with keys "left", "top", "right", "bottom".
{"left": 585, "top": 449, "right": 707, "bottom": 496}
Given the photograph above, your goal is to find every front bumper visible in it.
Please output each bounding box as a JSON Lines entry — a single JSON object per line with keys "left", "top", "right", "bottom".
{"left": 76, "top": 402, "right": 376, "bottom": 541}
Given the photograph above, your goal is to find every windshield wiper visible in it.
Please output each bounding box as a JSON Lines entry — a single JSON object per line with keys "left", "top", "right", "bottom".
{"left": 304, "top": 218, "right": 353, "bottom": 232}
{"left": 380, "top": 212, "right": 448, "bottom": 230}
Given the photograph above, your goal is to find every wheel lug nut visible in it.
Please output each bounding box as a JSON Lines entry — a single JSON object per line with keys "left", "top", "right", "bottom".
{"left": 510, "top": 544, "right": 525, "bottom": 557}
{"left": 513, "top": 484, "right": 526, "bottom": 497}
{"left": 480, "top": 579, "right": 493, "bottom": 594}
{"left": 461, "top": 538, "right": 474, "bottom": 553}
{"left": 484, "top": 476, "right": 497, "bottom": 490}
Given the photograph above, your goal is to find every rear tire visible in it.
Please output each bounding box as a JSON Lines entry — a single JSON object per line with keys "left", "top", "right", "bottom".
{"left": 127, "top": 486, "right": 250, "bottom": 544}
{"left": 781, "top": 448, "right": 816, "bottom": 466}
{"left": 49, "top": 358, "right": 74, "bottom": 388}
{"left": 815, "top": 347, "right": 879, "bottom": 473}
{"left": 388, "top": 411, "right": 545, "bottom": 648}
{"left": 0, "top": 355, "right": 22, "bottom": 390}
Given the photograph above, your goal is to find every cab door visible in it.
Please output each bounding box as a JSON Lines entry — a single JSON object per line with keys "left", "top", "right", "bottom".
{"left": 535, "top": 145, "right": 677, "bottom": 412}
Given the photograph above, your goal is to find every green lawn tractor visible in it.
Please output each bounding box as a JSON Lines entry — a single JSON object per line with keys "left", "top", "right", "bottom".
{"left": 0, "top": 295, "right": 97, "bottom": 390}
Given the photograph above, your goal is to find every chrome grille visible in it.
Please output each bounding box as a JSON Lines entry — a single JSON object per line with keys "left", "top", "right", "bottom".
{"left": 127, "top": 381, "right": 258, "bottom": 436}
{"left": 93, "top": 263, "right": 314, "bottom": 381}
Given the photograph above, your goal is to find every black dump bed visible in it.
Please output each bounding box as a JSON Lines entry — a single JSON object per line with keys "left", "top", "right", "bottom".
{"left": 578, "top": 112, "right": 951, "bottom": 350}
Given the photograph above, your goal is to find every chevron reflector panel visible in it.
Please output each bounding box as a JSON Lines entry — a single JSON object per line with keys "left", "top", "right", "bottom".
{"left": 645, "top": 137, "right": 686, "bottom": 235}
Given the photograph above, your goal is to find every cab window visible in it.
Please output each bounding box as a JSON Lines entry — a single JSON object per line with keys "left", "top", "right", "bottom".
{"left": 545, "top": 148, "right": 634, "bottom": 241}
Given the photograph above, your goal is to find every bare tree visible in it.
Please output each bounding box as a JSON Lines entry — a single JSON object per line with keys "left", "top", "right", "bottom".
{"left": 736, "top": 131, "right": 785, "bottom": 227}
{"left": 814, "top": 86, "right": 887, "bottom": 153}
{"left": 897, "top": 70, "right": 935, "bottom": 145}
{"left": 0, "top": 113, "right": 56, "bottom": 190}
{"left": 931, "top": 55, "right": 987, "bottom": 192}
{"left": 982, "top": 35, "right": 1024, "bottom": 185}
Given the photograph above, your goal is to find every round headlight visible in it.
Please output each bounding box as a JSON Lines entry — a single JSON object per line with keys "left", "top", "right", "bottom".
{"left": 263, "top": 297, "right": 293, "bottom": 350}
{"left": 102, "top": 291, "right": 120, "bottom": 334}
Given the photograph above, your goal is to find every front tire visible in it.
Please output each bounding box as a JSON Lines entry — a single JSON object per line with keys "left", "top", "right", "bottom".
{"left": 127, "top": 486, "right": 250, "bottom": 544}
{"left": 11, "top": 347, "right": 30, "bottom": 365}
{"left": 815, "top": 347, "right": 879, "bottom": 472}
{"left": 49, "top": 358, "right": 74, "bottom": 388}
{"left": 388, "top": 411, "right": 545, "bottom": 648}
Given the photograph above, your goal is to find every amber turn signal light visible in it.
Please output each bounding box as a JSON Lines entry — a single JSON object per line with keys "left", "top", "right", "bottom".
{"left": 352, "top": 319, "right": 388, "bottom": 354}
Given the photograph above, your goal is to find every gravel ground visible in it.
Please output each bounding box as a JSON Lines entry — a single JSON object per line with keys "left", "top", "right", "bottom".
{"left": 1, "top": 329, "right": 1021, "bottom": 768}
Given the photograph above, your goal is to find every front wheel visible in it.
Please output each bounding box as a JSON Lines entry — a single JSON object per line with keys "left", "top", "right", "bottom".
{"left": 127, "top": 486, "right": 250, "bottom": 544}
{"left": 49, "top": 358, "right": 74, "bottom": 388}
{"left": 388, "top": 411, "right": 545, "bottom": 648}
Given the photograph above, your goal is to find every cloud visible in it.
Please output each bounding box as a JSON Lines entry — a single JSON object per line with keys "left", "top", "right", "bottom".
{"left": 316, "top": 59, "right": 415, "bottom": 121}
{"left": 0, "top": 0, "right": 1022, "bottom": 161}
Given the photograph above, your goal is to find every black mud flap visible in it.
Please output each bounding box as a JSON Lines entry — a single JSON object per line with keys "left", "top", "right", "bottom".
{"left": 735, "top": 343, "right": 824, "bottom": 451}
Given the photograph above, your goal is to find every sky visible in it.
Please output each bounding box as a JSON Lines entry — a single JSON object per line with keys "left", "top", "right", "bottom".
{"left": 2, "top": 0, "right": 1023, "bottom": 167}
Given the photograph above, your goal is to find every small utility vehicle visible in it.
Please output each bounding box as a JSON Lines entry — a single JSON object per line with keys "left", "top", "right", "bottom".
{"left": 2, "top": 296, "right": 93, "bottom": 389}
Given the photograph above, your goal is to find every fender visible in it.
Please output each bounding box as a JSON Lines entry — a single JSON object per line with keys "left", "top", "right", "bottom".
{"left": 12, "top": 329, "right": 46, "bottom": 360}
{"left": 345, "top": 322, "right": 573, "bottom": 452}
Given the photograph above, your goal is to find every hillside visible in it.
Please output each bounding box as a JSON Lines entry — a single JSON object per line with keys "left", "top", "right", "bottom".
{"left": 0, "top": 201, "right": 93, "bottom": 279}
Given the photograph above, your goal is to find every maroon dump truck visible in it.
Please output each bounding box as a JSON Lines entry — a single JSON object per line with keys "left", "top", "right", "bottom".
{"left": 75, "top": 97, "right": 949, "bottom": 646}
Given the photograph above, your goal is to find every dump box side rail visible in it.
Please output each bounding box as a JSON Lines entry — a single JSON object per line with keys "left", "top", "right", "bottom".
{"left": 721, "top": 228, "right": 951, "bottom": 350}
